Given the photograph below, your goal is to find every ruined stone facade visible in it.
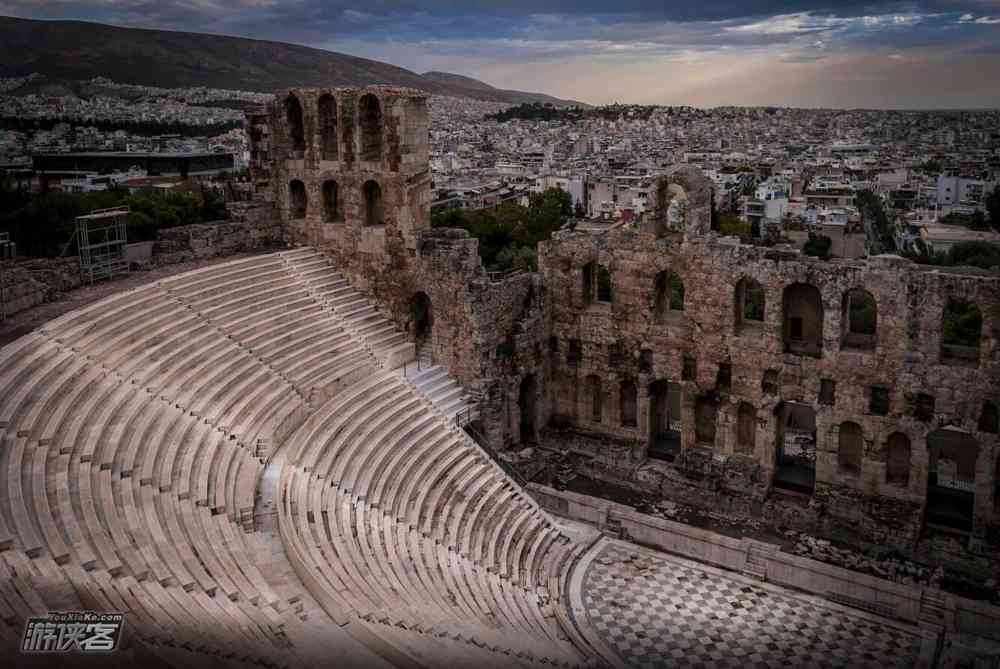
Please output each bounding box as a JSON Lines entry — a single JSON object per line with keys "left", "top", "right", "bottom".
{"left": 259, "top": 86, "right": 431, "bottom": 301}
{"left": 250, "top": 89, "right": 1000, "bottom": 563}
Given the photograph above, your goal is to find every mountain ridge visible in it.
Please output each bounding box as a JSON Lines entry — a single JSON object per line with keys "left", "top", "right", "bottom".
{"left": 0, "top": 16, "right": 585, "bottom": 106}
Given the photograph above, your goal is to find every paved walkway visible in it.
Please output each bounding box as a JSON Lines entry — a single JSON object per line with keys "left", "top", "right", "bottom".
{"left": 574, "top": 540, "right": 922, "bottom": 669}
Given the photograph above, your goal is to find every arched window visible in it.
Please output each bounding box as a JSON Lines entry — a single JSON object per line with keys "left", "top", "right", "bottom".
{"left": 358, "top": 93, "right": 383, "bottom": 162}
{"left": 782, "top": 283, "right": 823, "bottom": 358}
{"left": 886, "top": 433, "right": 911, "bottom": 487}
{"left": 318, "top": 93, "right": 338, "bottom": 160}
{"left": 735, "top": 278, "right": 765, "bottom": 330}
{"left": 582, "top": 262, "right": 612, "bottom": 304}
{"left": 941, "top": 298, "right": 982, "bottom": 365}
{"left": 838, "top": 421, "right": 863, "bottom": 475}
{"left": 285, "top": 94, "right": 305, "bottom": 154}
{"left": 841, "top": 288, "right": 877, "bottom": 350}
{"left": 654, "top": 271, "right": 684, "bottom": 318}
{"left": 363, "top": 180, "right": 383, "bottom": 227}
{"left": 322, "top": 180, "right": 341, "bottom": 222}
{"left": 619, "top": 379, "right": 637, "bottom": 428}
{"left": 736, "top": 402, "right": 756, "bottom": 453}
{"left": 288, "top": 180, "right": 307, "bottom": 219}
{"left": 586, "top": 375, "right": 602, "bottom": 423}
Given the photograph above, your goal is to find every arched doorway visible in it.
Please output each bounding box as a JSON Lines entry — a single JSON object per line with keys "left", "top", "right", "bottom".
{"left": 773, "top": 402, "right": 816, "bottom": 494}
{"left": 925, "top": 428, "right": 978, "bottom": 533}
{"left": 519, "top": 375, "right": 537, "bottom": 444}
{"left": 782, "top": 283, "right": 823, "bottom": 358}
{"left": 409, "top": 291, "right": 432, "bottom": 343}
{"left": 648, "top": 380, "right": 681, "bottom": 461}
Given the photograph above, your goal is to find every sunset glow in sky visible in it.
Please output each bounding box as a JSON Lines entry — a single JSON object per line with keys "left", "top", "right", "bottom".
{"left": 8, "top": 1, "right": 1000, "bottom": 107}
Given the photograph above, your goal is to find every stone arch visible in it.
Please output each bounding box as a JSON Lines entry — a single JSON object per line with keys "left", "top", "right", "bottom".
{"left": 654, "top": 270, "right": 684, "bottom": 318}
{"left": 775, "top": 402, "right": 816, "bottom": 494}
{"left": 322, "top": 180, "right": 341, "bottom": 222}
{"left": 886, "top": 432, "right": 911, "bottom": 487}
{"left": 585, "top": 374, "right": 602, "bottom": 423}
{"left": 519, "top": 375, "right": 538, "bottom": 444}
{"left": 409, "top": 291, "right": 432, "bottom": 343}
{"left": 288, "top": 179, "right": 307, "bottom": 219}
{"left": 648, "top": 380, "right": 682, "bottom": 461}
{"left": 841, "top": 288, "right": 877, "bottom": 350}
{"left": 363, "top": 180, "right": 383, "bottom": 227}
{"left": 735, "top": 277, "right": 765, "bottom": 330}
{"left": 358, "top": 93, "right": 383, "bottom": 162}
{"left": 736, "top": 402, "right": 756, "bottom": 454}
{"left": 941, "top": 298, "right": 982, "bottom": 365}
{"left": 837, "top": 421, "right": 863, "bottom": 475}
{"left": 782, "top": 283, "right": 823, "bottom": 358}
{"left": 285, "top": 93, "right": 305, "bottom": 154}
{"left": 318, "top": 93, "right": 338, "bottom": 160}
{"left": 619, "top": 379, "right": 637, "bottom": 428}
{"left": 926, "top": 428, "right": 979, "bottom": 532}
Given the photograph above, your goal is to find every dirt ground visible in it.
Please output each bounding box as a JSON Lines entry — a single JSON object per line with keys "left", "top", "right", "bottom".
{"left": 0, "top": 251, "right": 272, "bottom": 347}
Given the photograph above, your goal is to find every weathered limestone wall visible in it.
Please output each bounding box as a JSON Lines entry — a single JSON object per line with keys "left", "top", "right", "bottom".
{"left": 0, "top": 258, "right": 77, "bottom": 316}
{"left": 154, "top": 202, "right": 284, "bottom": 264}
{"left": 409, "top": 227, "right": 547, "bottom": 448}
{"left": 263, "top": 86, "right": 431, "bottom": 304}
{"left": 539, "top": 198, "right": 1000, "bottom": 549}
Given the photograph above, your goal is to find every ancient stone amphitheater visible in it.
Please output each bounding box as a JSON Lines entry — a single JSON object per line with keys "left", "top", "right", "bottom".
{"left": 0, "top": 248, "right": 598, "bottom": 668}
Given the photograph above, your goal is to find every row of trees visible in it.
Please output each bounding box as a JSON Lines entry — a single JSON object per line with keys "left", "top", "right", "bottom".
{"left": 430, "top": 187, "right": 573, "bottom": 272}
{"left": 0, "top": 116, "right": 241, "bottom": 138}
{"left": 855, "top": 190, "right": 896, "bottom": 253}
{"left": 0, "top": 184, "right": 227, "bottom": 257}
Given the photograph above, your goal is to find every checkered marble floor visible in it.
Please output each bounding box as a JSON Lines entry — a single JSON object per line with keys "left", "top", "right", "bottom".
{"left": 580, "top": 543, "right": 920, "bottom": 669}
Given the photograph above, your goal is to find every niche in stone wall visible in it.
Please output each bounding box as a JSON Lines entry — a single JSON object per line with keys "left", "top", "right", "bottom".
{"left": 926, "top": 428, "right": 978, "bottom": 533}
{"left": 322, "top": 180, "right": 342, "bottom": 222}
{"left": 654, "top": 271, "right": 685, "bottom": 319}
{"left": 586, "top": 375, "right": 602, "bottom": 423}
{"left": 649, "top": 380, "right": 682, "bottom": 461}
{"left": 837, "top": 421, "right": 863, "bottom": 476}
{"left": 620, "top": 379, "right": 638, "bottom": 428}
{"left": 736, "top": 402, "right": 757, "bottom": 454}
{"left": 363, "top": 180, "right": 383, "bottom": 227}
{"left": 886, "top": 432, "right": 911, "bottom": 487}
{"left": 288, "top": 180, "right": 307, "bottom": 219}
{"left": 358, "top": 93, "right": 383, "bottom": 162}
{"left": 694, "top": 396, "right": 718, "bottom": 445}
{"left": 285, "top": 94, "right": 305, "bottom": 155}
{"left": 841, "top": 288, "right": 877, "bottom": 351}
{"left": 318, "top": 93, "right": 338, "bottom": 161}
{"left": 782, "top": 283, "right": 823, "bottom": 358}
{"left": 941, "top": 298, "right": 982, "bottom": 366}
{"left": 735, "top": 278, "right": 765, "bottom": 332}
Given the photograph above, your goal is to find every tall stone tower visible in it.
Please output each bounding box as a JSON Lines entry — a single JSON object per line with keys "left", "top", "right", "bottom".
{"left": 256, "top": 86, "right": 431, "bottom": 289}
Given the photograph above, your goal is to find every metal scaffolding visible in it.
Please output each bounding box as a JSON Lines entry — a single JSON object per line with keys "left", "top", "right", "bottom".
{"left": 75, "top": 206, "right": 130, "bottom": 284}
{"left": 0, "top": 232, "right": 15, "bottom": 322}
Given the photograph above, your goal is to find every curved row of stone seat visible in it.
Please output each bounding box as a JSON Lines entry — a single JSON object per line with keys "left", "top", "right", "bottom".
{"left": 278, "top": 366, "right": 586, "bottom": 667}
{"left": 278, "top": 249, "right": 415, "bottom": 368}
{"left": 0, "top": 254, "right": 404, "bottom": 666}
{"left": 0, "top": 337, "right": 302, "bottom": 666}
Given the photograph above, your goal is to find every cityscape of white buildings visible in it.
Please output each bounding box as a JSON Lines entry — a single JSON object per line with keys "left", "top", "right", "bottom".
{"left": 2, "top": 75, "right": 1000, "bottom": 255}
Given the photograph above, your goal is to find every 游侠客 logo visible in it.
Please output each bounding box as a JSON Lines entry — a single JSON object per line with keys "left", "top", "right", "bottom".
{"left": 21, "top": 612, "right": 124, "bottom": 653}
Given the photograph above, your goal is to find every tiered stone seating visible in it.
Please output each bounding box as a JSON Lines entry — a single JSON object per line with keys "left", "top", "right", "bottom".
{"left": 278, "top": 249, "right": 415, "bottom": 368}
{"left": 279, "top": 364, "right": 587, "bottom": 667}
{"left": 0, "top": 248, "right": 591, "bottom": 668}
{"left": 405, "top": 365, "right": 480, "bottom": 421}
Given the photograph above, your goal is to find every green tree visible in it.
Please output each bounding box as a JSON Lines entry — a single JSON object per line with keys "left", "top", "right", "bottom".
{"left": 803, "top": 233, "right": 832, "bottom": 260}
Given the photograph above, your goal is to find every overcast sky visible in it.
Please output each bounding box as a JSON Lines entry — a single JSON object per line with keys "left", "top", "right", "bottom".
{"left": 7, "top": 1, "right": 1000, "bottom": 107}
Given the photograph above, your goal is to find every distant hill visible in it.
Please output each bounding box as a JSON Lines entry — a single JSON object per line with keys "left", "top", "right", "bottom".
{"left": 0, "top": 16, "right": 584, "bottom": 106}
{"left": 420, "top": 72, "right": 587, "bottom": 107}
